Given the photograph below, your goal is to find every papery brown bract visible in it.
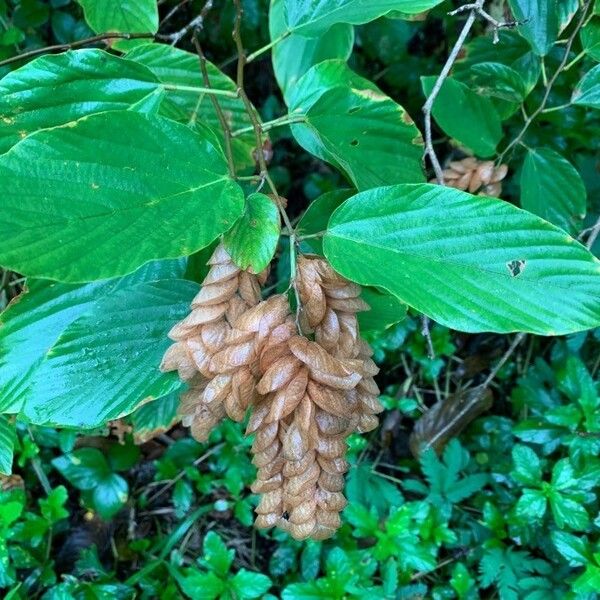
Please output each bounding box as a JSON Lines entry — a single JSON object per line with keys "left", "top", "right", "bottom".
{"left": 297, "top": 256, "right": 383, "bottom": 434}
{"left": 249, "top": 257, "right": 383, "bottom": 540}
{"left": 431, "top": 156, "right": 508, "bottom": 197}
{"left": 160, "top": 244, "right": 268, "bottom": 441}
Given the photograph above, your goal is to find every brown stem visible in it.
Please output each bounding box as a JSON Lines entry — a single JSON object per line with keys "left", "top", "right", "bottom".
{"left": 192, "top": 32, "right": 237, "bottom": 178}
{"left": 497, "top": 0, "right": 593, "bottom": 164}
{"left": 0, "top": 32, "right": 156, "bottom": 68}
{"left": 231, "top": 0, "right": 300, "bottom": 327}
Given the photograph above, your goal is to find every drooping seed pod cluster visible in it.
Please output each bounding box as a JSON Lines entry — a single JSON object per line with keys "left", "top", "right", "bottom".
{"left": 161, "top": 246, "right": 381, "bottom": 540}
{"left": 432, "top": 157, "right": 508, "bottom": 197}
{"left": 160, "top": 244, "right": 267, "bottom": 441}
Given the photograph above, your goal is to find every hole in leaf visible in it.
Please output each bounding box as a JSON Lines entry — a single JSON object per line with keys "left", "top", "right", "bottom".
{"left": 282, "top": 511, "right": 290, "bottom": 521}
{"left": 350, "top": 139, "right": 359, "bottom": 147}
{"left": 506, "top": 259, "right": 526, "bottom": 277}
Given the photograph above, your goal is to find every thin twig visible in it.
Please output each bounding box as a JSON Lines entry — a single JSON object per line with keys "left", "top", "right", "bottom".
{"left": 146, "top": 443, "right": 224, "bottom": 504}
{"left": 163, "top": 0, "right": 213, "bottom": 45}
{"left": 192, "top": 32, "right": 237, "bottom": 178}
{"left": 497, "top": 0, "right": 593, "bottom": 164}
{"left": 481, "top": 333, "right": 526, "bottom": 389}
{"left": 423, "top": 0, "right": 486, "bottom": 183}
{"left": 420, "top": 1, "right": 491, "bottom": 350}
{"left": 583, "top": 216, "right": 600, "bottom": 250}
{"left": 231, "top": 0, "right": 301, "bottom": 328}
{"left": 449, "top": 2, "right": 520, "bottom": 43}
{"left": 245, "top": 30, "right": 291, "bottom": 63}
{"left": 159, "top": 0, "right": 192, "bottom": 27}
{"left": 163, "top": 83, "right": 238, "bottom": 98}
{"left": 421, "top": 316, "right": 436, "bottom": 360}
{"left": 0, "top": 32, "right": 155, "bottom": 68}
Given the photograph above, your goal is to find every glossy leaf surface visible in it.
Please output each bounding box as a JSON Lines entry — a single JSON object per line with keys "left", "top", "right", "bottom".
{"left": 324, "top": 184, "right": 600, "bottom": 334}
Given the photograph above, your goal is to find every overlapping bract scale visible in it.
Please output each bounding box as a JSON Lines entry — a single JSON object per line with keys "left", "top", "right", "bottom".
{"left": 160, "top": 243, "right": 269, "bottom": 440}
{"left": 161, "top": 248, "right": 382, "bottom": 540}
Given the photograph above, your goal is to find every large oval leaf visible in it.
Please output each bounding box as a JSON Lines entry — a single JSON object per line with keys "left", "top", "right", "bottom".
{"left": 283, "top": 0, "right": 445, "bottom": 36}
{"left": 21, "top": 279, "right": 198, "bottom": 428}
{"left": 520, "top": 147, "right": 587, "bottom": 234}
{"left": 76, "top": 0, "right": 158, "bottom": 51}
{"left": 270, "top": 0, "right": 354, "bottom": 103}
{"left": 421, "top": 76, "right": 503, "bottom": 157}
{"left": 289, "top": 60, "right": 424, "bottom": 190}
{"left": 0, "top": 259, "right": 186, "bottom": 414}
{"left": 126, "top": 43, "right": 259, "bottom": 171}
{"left": 0, "top": 111, "right": 244, "bottom": 282}
{"left": 0, "top": 49, "right": 159, "bottom": 154}
{"left": 323, "top": 184, "right": 600, "bottom": 334}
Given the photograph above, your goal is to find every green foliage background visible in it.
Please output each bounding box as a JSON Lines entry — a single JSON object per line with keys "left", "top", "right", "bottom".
{"left": 0, "top": 0, "right": 599, "bottom": 598}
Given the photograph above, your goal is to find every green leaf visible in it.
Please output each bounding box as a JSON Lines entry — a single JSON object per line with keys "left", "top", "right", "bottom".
{"left": 358, "top": 287, "right": 407, "bottom": 332}
{"left": 508, "top": 0, "right": 558, "bottom": 56}
{"left": 52, "top": 448, "right": 111, "bottom": 490}
{"left": 511, "top": 445, "right": 542, "bottom": 485}
{"left": 297, "top": 189, "right": 353, "bottom": 254}
{"left": 107, "top": 440, "right": 141, "bottom": 472}
{"left": 92, "top": 473, "right": 128, "bottom": 519}
{"left": 289, "top": 60, "right": 424, "bottom": 190}
{"left": 125, "top": 43, "right": 258, "bottom": 171}
{"left": 421, "top": 76, "right": 503, "bottom": 157}
{"left": 178, "top": 570, "right": 225, "bottom": 600}
{"left": 520, "top": 147, "right": 587, "bottom": 233}
{"left": 223, "top": 193, "right": 280, "bottom": 273}
{"left": 0, "top": 259, "right": 185, "bottom": 414}
{"left": 558, "top": 356, "right": 598, "bottom": 414}
{"left": 130, "top": 392, "right": 180, "bottom": 444}
{"left": 515, "top": 489, "right": 547, "bottom": 520}
{"left": 0, "top": 27, "right": 24, "bottom": 46}
{"left": 39, "top": 486, "right": 69, "bottom": 523}
{"left": 551, "top": 530, "right": 591, "bottom": 565}
{"left": 0, "top": 416, "right": 15, "bottom": 475}
{"left": 558, "top": 0, "right": 579, "bottom": 32}
{"left": 270, "top": 0, "right": 354, "bottom": 102}
{"left": 574, "top": 564, "right": 600, "bottom": 594}
{"left": 551, "top": 458, "right": 577, "bottom": 490}
{"left": 0, "top": 111, "right": 243, "bottom": 281}
{"left": 202, "top": 531, "right": 234, "bottom": 577}
{"left": 450, "top": 563, "right": 475, "bottom": 600}
{"left": 469, "top": 62, "right": 528, "bottom": 102}
{"left": 0, "top": 49, "right": 159, "bottom": 154}
{"left": 230, "top": 569, "right": 272, "bottom": 599}
{"left": 549, "top": 490, "right": 589, "bottom": 530}
{"left": 283, "top": 0, "right": 445, "bottom": 36}
{"left": 21, "top": 279, "right": 198, "bottom": 427}
{"left": 572, "top": 64, "right": 600, "bottom": 109}
{"left": 76, "top": 0, "right": 158, "bottom": 51}
{"left": 346, "top": 463, "right": 403, "bottom": 516}
{"left": 581, "top": 18, "right": 600, "bottom": 61}
{"left": 323, "top": 184, "right": 600, "bottom": 334}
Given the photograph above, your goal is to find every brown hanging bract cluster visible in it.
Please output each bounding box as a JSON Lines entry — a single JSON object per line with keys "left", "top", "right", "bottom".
{"left": 160, "top": 244, "right": 268, "bottom": 441}
{"left": 432, "top": 157, "right": 508, "bottom": 197}
{"left": 161, "top": 248, "right": 382, "bottom": 540}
